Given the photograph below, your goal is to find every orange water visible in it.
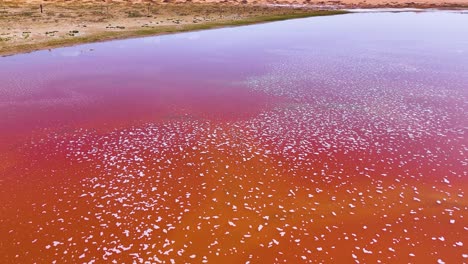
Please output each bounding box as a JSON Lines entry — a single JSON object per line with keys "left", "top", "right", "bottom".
{"left": 1, "top": 12, "right": 467, "bottom": 263}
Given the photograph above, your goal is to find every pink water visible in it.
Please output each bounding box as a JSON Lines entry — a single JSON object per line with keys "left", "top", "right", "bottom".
{"left": 1, "top": 11, "right": 467, "bottom": 263}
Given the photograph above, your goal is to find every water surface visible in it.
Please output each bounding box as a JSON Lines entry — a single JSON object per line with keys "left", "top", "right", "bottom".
{"left": 1, "top": 11, "right": 467, "bottom": 263}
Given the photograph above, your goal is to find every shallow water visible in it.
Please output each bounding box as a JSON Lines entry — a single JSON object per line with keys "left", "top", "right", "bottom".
{"left": 1, "top": 11, "right": 467, "bottom": 263}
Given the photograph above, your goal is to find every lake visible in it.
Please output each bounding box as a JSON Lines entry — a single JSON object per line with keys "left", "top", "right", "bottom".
{"left": 1, "top": 10, "right": 467, "bottom": 263}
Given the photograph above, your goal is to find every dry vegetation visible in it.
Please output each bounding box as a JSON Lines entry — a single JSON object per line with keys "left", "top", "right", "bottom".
{"left": 0, "top": 1, "right": 347, "bottom": 56}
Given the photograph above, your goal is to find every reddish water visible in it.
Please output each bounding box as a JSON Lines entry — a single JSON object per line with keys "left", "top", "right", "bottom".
{"left": 1, "top": 11, "right": 467, "bottom": 263}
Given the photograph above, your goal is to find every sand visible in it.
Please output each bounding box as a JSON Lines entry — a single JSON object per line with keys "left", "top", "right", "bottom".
{"left": 0, "top": 2, "right": 347, "bottom": 56}
{"left": 11, "top": 0, "right": 468, "bottom": 8}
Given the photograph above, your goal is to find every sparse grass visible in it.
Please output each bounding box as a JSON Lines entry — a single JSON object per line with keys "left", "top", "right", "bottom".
{"left": 20, "top": 11, "right": 34, "bottom": 17}
{"left": 127, "top": 10, "right": 144, "bottom": 18}
{"left": 58, "top": 13, "right": 73, "bottom": 18}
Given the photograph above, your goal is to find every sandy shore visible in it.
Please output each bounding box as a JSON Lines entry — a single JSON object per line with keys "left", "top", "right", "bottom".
{"left": 0, "top": 2, "right": 350, "bottom": 56}
{"left": 0, "top": 0, "right": 466, "bottom": 56}
{"left": 267, "top": 0, "right": 468, "bottom": 8}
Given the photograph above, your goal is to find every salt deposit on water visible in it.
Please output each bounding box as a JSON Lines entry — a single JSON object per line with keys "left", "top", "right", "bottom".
{"left": 0, "top": 11, "right": 467, "bottom": 263}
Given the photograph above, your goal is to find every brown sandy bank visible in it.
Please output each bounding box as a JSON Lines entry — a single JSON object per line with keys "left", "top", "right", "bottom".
{"left": 0, "top": 2, "right": 348, "bottom": 56}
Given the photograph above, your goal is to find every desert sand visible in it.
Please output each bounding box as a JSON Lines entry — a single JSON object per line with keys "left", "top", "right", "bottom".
{"left": 14, "top": 0, "right": 468, "bottom": 8}
{"left": 0, "top": 2, "right": 347, "bottom": 56}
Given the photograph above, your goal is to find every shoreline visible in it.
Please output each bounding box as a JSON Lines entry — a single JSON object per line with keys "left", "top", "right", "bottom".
{"left": 1, "top": 1, "right": 467, "bottom": 57}
{"left": 0, "top": 10, "right": 348, "bottom": 57}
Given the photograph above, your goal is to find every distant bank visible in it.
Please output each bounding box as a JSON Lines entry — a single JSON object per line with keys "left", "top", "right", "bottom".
{"left": 0, "top": 2, "right": 348, "bottom": 57}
